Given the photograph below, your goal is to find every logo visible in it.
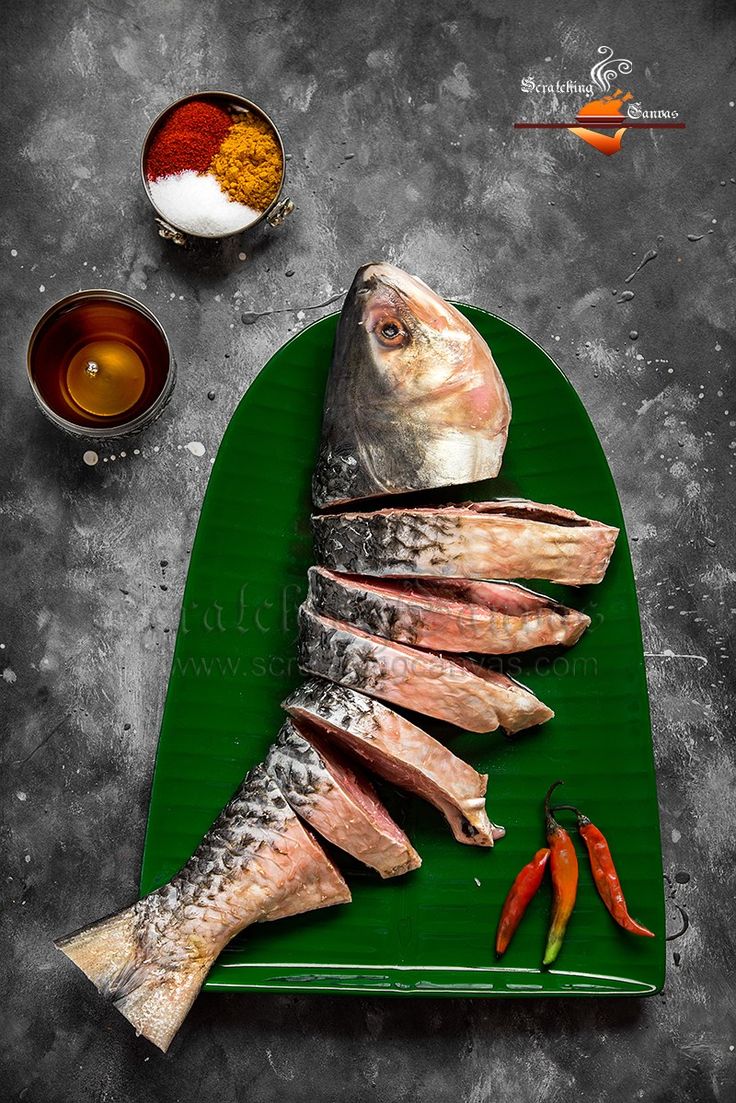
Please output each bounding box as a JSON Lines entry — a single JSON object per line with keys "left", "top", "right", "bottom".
{"left": 515, "top": 45, "right": 684, "bottom": 156}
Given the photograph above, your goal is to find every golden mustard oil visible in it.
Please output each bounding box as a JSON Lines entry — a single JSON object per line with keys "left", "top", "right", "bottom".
{"left": 29, "top": 296, "right": 171, "bottom": 429}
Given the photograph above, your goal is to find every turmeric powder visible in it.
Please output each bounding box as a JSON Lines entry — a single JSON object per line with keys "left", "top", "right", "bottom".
{"left": 209, "top": 114, "right": 282, "bottom": 211}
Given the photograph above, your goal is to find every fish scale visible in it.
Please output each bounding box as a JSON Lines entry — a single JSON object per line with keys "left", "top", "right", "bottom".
{"left": 297, "top": 605, "right": 554, "bottom": 734}
{"left": 265, "top": 720, "right": 421, "bottom": 879}
{"left": 306, "top": 567, "right": 590, "bottom": 654}
{"left": 313, "top": 500, "right": 619, "bottom": 586}
{"left": 283, "top": 678, "right": 503, "bottom": 847}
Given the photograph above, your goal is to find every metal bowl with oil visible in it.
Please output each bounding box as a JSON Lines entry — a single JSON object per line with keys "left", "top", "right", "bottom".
{"left": 27, "top": 289, "right": 176, "bottom": 440}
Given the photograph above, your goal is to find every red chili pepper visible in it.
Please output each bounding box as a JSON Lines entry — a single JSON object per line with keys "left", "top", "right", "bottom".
{"left": 495, "top": 847, "right": 550, "bottom": 958}
{"left": 553, "top": 805, "right": 655, "bottom": 937}
{"left": 542, "top": 781, "right": 578, "bottom": 966}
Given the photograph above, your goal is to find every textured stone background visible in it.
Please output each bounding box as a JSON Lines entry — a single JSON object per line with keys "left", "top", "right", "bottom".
{"left": 1, "top": 1, "right": 734, "bottom": 1100}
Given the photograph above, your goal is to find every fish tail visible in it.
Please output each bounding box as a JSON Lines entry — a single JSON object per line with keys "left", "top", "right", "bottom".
{"left": 55, "top": 905, "right": 211, "bottom": 1053}
{"left": 54, "top": 906, "right": 141, "bottom": 995}
{"left": 111, "top": 961, "right": 211, "bottom": 1054}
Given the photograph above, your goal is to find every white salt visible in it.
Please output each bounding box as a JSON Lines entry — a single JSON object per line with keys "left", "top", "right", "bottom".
{"left": 148, "top": 171, "right": 260, "bottom": 237}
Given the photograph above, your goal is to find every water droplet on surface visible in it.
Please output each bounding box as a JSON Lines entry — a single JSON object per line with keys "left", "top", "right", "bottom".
{"left": 625, "top": 248, "right": 657, "bottom": 283}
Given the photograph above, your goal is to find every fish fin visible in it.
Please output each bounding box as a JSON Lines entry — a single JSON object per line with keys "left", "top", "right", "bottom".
{"left": 55, "top": 906, "right": 141, "bottom": 997}
{"left": 439, "top": 801, "right": 503, "bottom": 847}
{"left": 112, "top": 960, "right": 211, "bottom": 1053}
{"left": 55, "top": 905, "right": 211, "bottom": 1053}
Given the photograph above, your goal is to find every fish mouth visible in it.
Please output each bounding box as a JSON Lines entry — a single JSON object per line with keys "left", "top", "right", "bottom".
{"left": 348, "top": 264, "right": 414, "bottom": 339}
{"left": 352, "top": 263, "right": 455, "bottom": 331}
{"left": 353, "top": 262, "right": 420, "bottom": 302}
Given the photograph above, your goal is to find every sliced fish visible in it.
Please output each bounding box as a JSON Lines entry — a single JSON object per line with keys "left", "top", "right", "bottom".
{"left": 55, "top": 765, "right": 350, "bottom": 1052}
{"left": 298, "top": 605, "right": 553, "bottom": 734}
{"left": 307, "top": 566, "right": 590, "bottom": 653}
{"left": 313, "top": 263, "right": 511, "bottom": 508}
{"left": 266, "top": 719, "right": 421, "bottom": 878}
{"left": 313, "top": 499, "right": 618, "bottom": 586}
{"left": 284, "top": 678, "right": 504, "bottom": 846}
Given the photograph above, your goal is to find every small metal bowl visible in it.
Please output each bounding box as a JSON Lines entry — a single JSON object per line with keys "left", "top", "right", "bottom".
{"left": 141, "top": 90, "right": 294, "bottom": 246}
{"left": 27, "top": 289, "right": 176, "bottom": 440}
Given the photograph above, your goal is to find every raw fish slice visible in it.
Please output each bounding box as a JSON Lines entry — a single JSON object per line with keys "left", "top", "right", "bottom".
{"left": 266, "top": 720, "right": 421, "bottom": 878}
{"left": 313, "top": 263, "right": 511, "bottom": 508}
{"left": 284, "top": 678, "right": 504, "bottom": 846}
{"left": 55, "top": 766, "right": 350, "bottom": 1052}
{"left": 297, "top": 605, "right": 553, "bottom": 734}
{"left": 313, "top": 499, "right": 618, "bottom": 586}
{"left": 307, "top": 566, "right": 590, "bottom": 653}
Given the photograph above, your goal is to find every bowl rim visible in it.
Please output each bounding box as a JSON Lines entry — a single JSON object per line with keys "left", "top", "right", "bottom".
{"left": 140, "top": 90, "right": 287, "bottom": 240}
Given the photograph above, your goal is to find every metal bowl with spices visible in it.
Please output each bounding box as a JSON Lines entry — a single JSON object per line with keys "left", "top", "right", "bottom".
{"left": 140, "top": 91, "right": 294, "bottom": 246}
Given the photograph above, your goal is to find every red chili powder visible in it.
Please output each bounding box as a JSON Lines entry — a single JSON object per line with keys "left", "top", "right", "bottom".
{"left": 146, "top": 100, "right": 233, "bottom": 180}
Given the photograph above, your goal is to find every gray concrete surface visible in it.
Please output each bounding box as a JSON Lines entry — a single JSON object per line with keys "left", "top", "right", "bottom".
{"left": 2, "top": 1, "right": 734, "bottom": 1099}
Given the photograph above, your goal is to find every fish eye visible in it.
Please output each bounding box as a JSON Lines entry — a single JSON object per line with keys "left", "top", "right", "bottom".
{"left": 375, "top": 318, "right": 407, "bottom": 348}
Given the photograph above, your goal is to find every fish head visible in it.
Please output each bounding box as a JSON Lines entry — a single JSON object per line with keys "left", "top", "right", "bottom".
{"left": 338, "top": 263, "right": 504, "bottom": 428}
{"left": 314, "top": 263, "right": 512, "bottom": 506}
